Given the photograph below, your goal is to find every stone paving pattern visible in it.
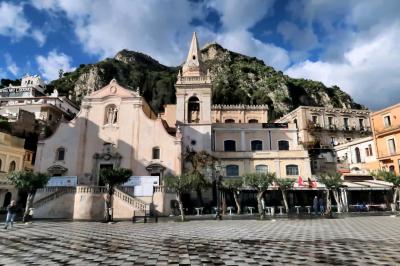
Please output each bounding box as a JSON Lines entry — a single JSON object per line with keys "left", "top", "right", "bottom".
{"left": 0, "top": 216, "right": 399, "bottom": 265}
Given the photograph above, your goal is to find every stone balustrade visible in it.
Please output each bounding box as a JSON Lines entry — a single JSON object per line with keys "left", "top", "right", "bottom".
{"left": 114, "top": 188, "right": 148, "bottom": 211}
{"left": 76, "top": 186, "right": 107, "bottom": 194}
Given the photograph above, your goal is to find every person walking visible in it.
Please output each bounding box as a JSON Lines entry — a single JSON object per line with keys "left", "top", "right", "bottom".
{"left": 4, "top": 200, "right": 17, "bottom": 229}
{"left": 319, "top": 197, "right": 325, "bottom": 215}
{"left": 313, "top": 196, "right": 318, "bottom": 215}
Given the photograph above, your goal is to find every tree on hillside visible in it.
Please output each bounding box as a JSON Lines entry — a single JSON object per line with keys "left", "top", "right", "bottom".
{"left": 243, "top": 172, "right": 275, "bottom": 219}
{"left": 100, "top": 168, "right": 132, "bottom": 222}
{"left": 184, "top": 150, "right": 216, "bottom": 206}
{"left": 164, "top": 174, "right": 193, "bottom": 221}
{"left": 275, "top": 178, "right": 296, "bottom": 213}
{"left": 319, "top": 172, "right": 343, "bottom": 215}
{"left": 7, "top": 171, "right": 50, "bottom": 222}
{"left": 372, "top": 169, "right": 400, "bottom": 211}
{"left": 222, "top": 178, "right": 243, "bottom": 214}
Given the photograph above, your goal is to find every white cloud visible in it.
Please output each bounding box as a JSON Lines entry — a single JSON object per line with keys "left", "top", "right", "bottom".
{"left": 285, "top": 24, "right": 400, "bottom": 110}
{"left": 31, "top": 29, "right": 46, "bottom": 46}
{"left": 277, "top": 21, "right": 318, "bottom": 51}
{"left": 31, "top": 0, "right": 289, "bottom": 69}
{"left": 216, "top": 30, "right": 290, "bottom": 70}
{"left": 0, "top": 2, "right": 30, "bottom": 40}
{"left": 208, "top": 0, "right": 275, "bottom": 30}
{"left": 35, "top": 50, "right": 74, "bottom": 81}
{"left": 4, "top": 54, "right": 19, "bottom": 76}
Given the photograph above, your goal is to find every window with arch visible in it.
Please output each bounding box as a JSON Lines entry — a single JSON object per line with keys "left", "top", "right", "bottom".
{"left": 355, "top": 147, "right": 361, "bottom": 163}
{"left": 224, "top": 119, "right": 235, "bottom": 123}
{"left": 286, "top": 164, "right": 299, "bottom": 175}
{"left": 8, "top": 161, "right": 16, "bottom": 173}
{"left": 248, "top": 119, "right": 258, "bottom": 123}
{"left": 152, "top": 147, "right": 160, "bottom": 160}
{"left": 278, "top": 140, "right": 289, "bottom": 150}
{"left": 224, "top": 140, "right": 236, "bottom": 151}
{"left": 255, "top": 164, "right": 268, "bottom": 173}
{"left": 226, "top": 165, "right": 239, "bottom": 177}
{"left": 104, "top": 104, "right": 118, "bottom": 125}
{"left": 56, "top": 147, "right": 65, "bottom": 161}
{"left": 251, "top": 140, "right": 263, "bottom": 151}
{"left": 0, "top": 158, "right": 2, "bottom": 171}
{"left": 188, "top": 96, "right": 200, "bottom": 123}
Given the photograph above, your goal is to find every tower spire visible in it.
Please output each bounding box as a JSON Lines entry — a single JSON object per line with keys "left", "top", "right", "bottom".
{"left": 182, "top": 32, "right": 206, "bottom": 77}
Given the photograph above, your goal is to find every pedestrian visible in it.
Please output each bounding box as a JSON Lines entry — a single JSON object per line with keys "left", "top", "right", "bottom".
{"left": 4, "top": 200, "right": 17, "bottom": 229}
{"left": 319, "top": 197, "right": 325, "bottom": 215}
{"left": 313, "top": 196, "right": 318, "bottom": 215}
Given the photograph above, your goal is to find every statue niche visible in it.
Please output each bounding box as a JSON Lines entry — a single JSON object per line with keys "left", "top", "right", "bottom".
{"left": 188, "top": 96, "right": 200, "bottom": 123}
{"left": 104, "top": 104, "right": 118, "bottom": 125}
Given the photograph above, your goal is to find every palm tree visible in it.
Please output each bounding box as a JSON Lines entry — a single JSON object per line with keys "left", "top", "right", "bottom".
{"left": 275, "top": 178, "right": 296, "bottom": 213}
{"left": 99, "top": 168, "right": 132, "bottom": 222}
{"left": 319, "top": 172, "right": 343, "bottom": 215}
{"left": 164, "top": 174, "right": 193, "bottom": 221}
{"left": 372, "top": 169, "right": 400, "bottom": 211}
{"left": 7, "top": 171, "right": 50, "bottom": 222}
{"left": 243, "top": 172, "right": 276, "bottom": 219}
{"left": 222, "top": 178, "right": 243, "bottom": 214}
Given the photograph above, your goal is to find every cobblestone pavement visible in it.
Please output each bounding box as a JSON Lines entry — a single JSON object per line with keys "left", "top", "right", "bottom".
{"left": 0, "top": 216, "right": 400, "bottom": 265}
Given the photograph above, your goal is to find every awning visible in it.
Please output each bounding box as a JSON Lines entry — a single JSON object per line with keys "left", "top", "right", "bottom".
{"left": 343, "top": 180, "right": 393, "bottom": 191}
{"left": 292, "top": 181, "right": 326, "bottom": 190}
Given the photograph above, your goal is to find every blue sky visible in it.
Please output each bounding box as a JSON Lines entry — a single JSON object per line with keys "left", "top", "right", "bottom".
{"left": 0, "top": 0, "right": 399, "bottom": 110}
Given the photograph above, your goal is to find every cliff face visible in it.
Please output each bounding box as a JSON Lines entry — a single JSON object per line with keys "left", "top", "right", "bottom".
{"left": 47, "top": 44, "right": 363, "bottom": 117}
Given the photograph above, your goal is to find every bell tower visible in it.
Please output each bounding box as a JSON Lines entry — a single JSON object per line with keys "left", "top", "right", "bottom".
{"left": 176, "top": 32, "right": 212, "bottom": 151}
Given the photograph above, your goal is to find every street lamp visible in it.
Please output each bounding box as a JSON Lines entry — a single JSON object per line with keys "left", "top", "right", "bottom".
{"left": 214, "top": 161, "right": 223, "bottom": 220}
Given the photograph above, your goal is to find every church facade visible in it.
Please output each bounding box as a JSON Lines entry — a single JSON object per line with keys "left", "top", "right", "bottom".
{"left": 33, "top": 33, "right": 312, "bottom": 219}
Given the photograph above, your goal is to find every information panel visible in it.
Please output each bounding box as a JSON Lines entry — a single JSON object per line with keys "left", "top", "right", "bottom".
{"left": 47, "top": 176, "right": 77, "bottom": 187}
{"left": 122, "top": 176, "right": 159, "bottom": 197}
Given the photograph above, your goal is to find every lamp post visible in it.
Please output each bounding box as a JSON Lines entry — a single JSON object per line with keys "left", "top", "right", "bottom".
{"left": 214, "top": 162, "right": 223, "bottom": 220}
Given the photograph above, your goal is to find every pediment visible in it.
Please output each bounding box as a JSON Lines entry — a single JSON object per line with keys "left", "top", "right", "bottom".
{"left": 86, "top": 79, "right": 139, "bottom": 99}
{"left": 47, "top": 165, "right": 68, "bottom": 175}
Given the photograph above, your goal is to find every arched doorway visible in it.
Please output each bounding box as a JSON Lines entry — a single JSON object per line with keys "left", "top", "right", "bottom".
{"left": 188, "top": 96, "right": 200, "bottom": 123}
{"left": 3, "top": 192, "right": 12, "bottom": 207}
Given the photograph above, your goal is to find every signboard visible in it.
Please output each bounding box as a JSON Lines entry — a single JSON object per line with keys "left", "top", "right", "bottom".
{"left": 47, "top": 176, "right": 77, "bottom": 187}
{"left": 122, "top": 176, "right": 159, "bottom": 197}
{"left": 262, "top": 123, "right": 288, "bottom": 128}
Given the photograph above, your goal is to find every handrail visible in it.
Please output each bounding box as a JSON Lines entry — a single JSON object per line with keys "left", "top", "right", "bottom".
{"left": 34, "top": 187, "right": 76, "bottom": 209}
{"left": 114, "top": 188, "right": 148, "bottom": 211}
{"left": 76, "top": 186, "right": 107, "bottom": 194}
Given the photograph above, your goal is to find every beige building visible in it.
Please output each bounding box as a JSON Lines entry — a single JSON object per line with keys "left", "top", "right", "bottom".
{"left": 334, "top": 136, "right": 379, "bottom": 174}
{"left": 0, "top": 75, "right": 79, "bottom": 123}
{"left": 213, "top": 123, "right": 311, "bottom": 179}
{"left": 277, "top": 106, "right": 371, "bottom": 148}
{"left": 0, "top": 132, "right": 33, "bottom": 208}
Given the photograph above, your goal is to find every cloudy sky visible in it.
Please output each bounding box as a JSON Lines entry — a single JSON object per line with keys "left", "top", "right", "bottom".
{"left": 0, "top": 0, "right": 399, "bottom": 110}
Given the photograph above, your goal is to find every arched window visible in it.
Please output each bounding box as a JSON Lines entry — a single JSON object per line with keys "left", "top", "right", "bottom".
{"left": 293, "top": 119, "right": 298, "bottom": 128}
{"left": 278, "top": 140, "right": 289, "bottom": 150}
{"left": 286, "top": 164, "right": 299, "bottom": 176}
{"left": 226, "top": 165, "right": 239, "bottom": 177}
{"left": 8, "top": 161, "right": 16, "bottom": 173}
{"left": 251, "top": 140, "right": 263, "bottom": 151}
{"left": 152, "top": 147, "right": 160, "bottom": 160}
{"left": 104, "top": 104, "right": 118, "bottom": 125}
{"left": 248, "top": 119, "right": 258, "bottom": 123}
{"left": 188, "top": 96, "right": 200, "bottom": 123}
{"left": 355, "top": 147, "right": 361, "bottom": 163}
{"left": 0, "top": 159, "right": 2, "bottom": 171}
{"left": 56, "top": 147, "right": 65, "bottom": 161}
{"left": 255, "top": 164, "right": 268, "bottom": 173}
{"left": 224, "top": 119, "right": 235, "bottom": 123}
{"left": 224, "top": 140, "right": 236, "bottom": 151}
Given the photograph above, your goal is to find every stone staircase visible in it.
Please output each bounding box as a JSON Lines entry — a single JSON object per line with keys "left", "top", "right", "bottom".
{"left": 34, "top": 187, "right": 76, "bottom": 209}
{"left": 114, "top": 187, "right": 149, "bottom": 211}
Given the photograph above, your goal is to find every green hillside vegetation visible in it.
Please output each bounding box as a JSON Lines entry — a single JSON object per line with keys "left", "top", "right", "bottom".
{"left": 2, "top": 44, "right": 364, "bottom": 118}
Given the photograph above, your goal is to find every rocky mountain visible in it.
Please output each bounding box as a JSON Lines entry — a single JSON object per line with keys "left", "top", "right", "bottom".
{"left": 48, "top": 44, "right": 363, "bottom": 119}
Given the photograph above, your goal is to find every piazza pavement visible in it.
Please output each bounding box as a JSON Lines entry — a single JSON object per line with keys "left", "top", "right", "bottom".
{"left": 0, "top": 216, "right": 399, "bottom": 265}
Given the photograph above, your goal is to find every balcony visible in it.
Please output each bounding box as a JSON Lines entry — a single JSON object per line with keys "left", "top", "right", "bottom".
{"left": 377, "top": 150, "right": 400, "bottom": 159}
{"left": 374, "top": 124, "right": 400, "bottom": 137}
